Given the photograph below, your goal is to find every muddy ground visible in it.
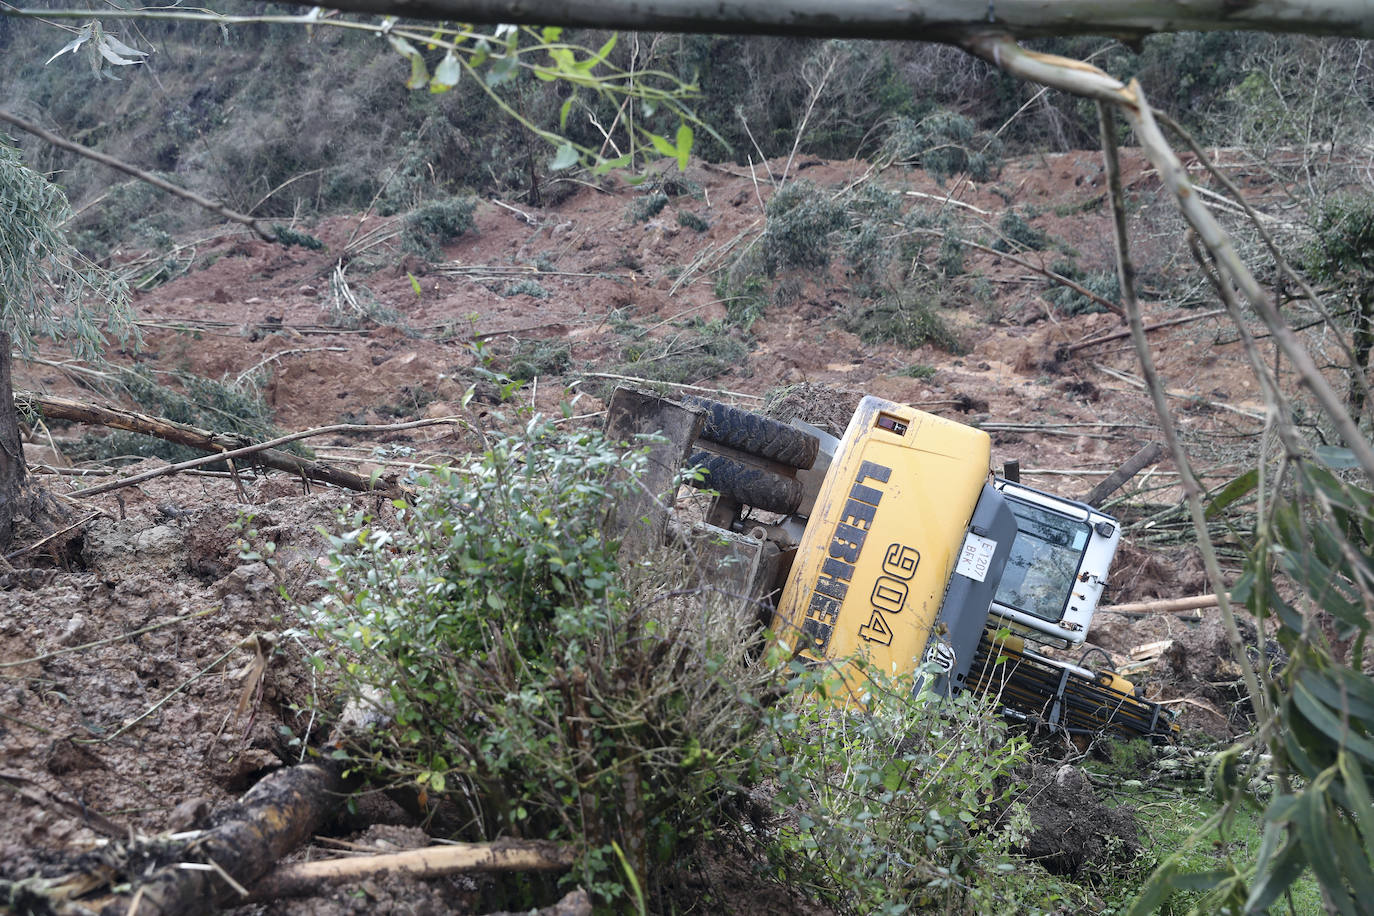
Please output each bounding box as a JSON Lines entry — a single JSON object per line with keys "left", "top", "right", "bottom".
{"left": 2, "top": 150, "right": 1292, "bottom": 912}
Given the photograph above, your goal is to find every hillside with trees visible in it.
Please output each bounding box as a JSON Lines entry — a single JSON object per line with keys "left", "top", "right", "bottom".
{"left": 1, "top": 4, "right": 1373, "bottom": 913}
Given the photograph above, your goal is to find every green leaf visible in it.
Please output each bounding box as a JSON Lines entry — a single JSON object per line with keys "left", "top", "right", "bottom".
{"left": 485, "top": 54, "right": 517, "bottom": 86}
{"left": 559, "top": 96, "right": 575, "bottom": 131}
{"left": 593, "top": 33, "right": 616, "bottom": 63}
{"left": 646, "top": 131, "right": 678, "bottom": 159}
{"left": 430, "top": 50, "right": 461, "bottom": 92}
{"left": 675, "top": 124, "right": 694, "bottom": 171}
{"left": 387, "top": 35, "right": 429, "bottom": 90}
{"left": 1337, "top": 752, "right": 1374, "bottom": 873}
{"left": 407, "top": 272, "right": 423, "bottom": 298}
{"left": 1245, "top": 828, "right": 1308, "bottom": 914}
{"left": 45, "top": 22, "right": 92, "bottom": 65}
{"left": 1205, "top": 468, "right": 1258, "bottom": 519}
{"left": 550, "top": 144, "right": 579, "bottom": 172}
{"left": 1293, "top": 681, "right": 1374, "bottom": 764}
{"left": 592, "top": 154, "right": 632, "bottom": 176}
{"left": 1296, "top": 782, "right": 1359, "bottom": 916}
{"left": 1316, "top": 445, "right": 1361, "bottom": 469}
{"left": 540, "top": 25, "right": 563, "bottom": 42}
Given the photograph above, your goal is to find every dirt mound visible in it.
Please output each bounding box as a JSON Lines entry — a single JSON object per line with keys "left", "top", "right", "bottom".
{"left": 1020, "top": 763, "right": 1141, "bottom": 878}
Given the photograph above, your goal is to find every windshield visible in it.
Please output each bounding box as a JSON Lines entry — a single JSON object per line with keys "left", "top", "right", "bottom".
{"left": 993, "top": 499, "right": 1091, "bottom": 623}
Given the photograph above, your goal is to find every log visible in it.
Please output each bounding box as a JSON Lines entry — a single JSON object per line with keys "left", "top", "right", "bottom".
{"left": 1081, "top": 441, "right": 1165, "bottom": 507}
{"left": 1099, "top": 593, "right": 1226, "bottom": 616}
{"left": 18, "top": 391, "right": 391, "bottom": 495}
{"left": 97, "top": 761, "right": 347, "bottom": 916}
{"left": 245, "top": 840, "right": 576, "bottom": 901}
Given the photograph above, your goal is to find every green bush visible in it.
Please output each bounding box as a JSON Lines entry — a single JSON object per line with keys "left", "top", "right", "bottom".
{"left": 402, "top": 195, "right": 477, "bottom": 258}
{"left": 66, "top": 366, "right": 284, "bottom": 464}
{"left": 501, "top": 338, "right": 570, "bottom": 380}
{"left": 611, "top": 318, "right": 751, "bottom": 388}
{"left": 500, "top": 278, "right": 550, "bottom": 299}
{"left": 676, "top": 210, "right": 710, "bottom": 232}
{"left": 764, "top": 666, "right": 1054, "bottom": 914}
{"left": 308, "top": 423, "right": 773, "bottom": 906}
{"left": 715, "top": 273, "right": 770, "bottom": 329}
{"left": 844, "top": 281, "right": 963, "bottom": 353}
{"left": 626, "top": 191, "right": 669, "bottom": 223}
{"left": 1046, "top": 259, "right": 1118, "bottom": 315}
{"left": 761, "top": 180, "right": 848, "bottom": 275}
{"left": 994, "top": 209, "right": 1050, "bottom": 252}
{"left": 880, "top": 111, "right": 1003, "bottom": 183}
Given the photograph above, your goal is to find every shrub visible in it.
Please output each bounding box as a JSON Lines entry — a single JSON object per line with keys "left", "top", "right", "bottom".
{"left": 715, "top": 273, "right": 770, "bottom": 329}
{"left": 611, "top": 319, "right": 751, "bottom": 388}
{"left": 879, "top": 111, "right": 1003, "bottom": 183}
{"left": 1046, "top": 259, "right": 1119, "bottom": 315}
{"left": 402, "top": 195, "right": 477, "bottom": 258}
{"left": 308, "top": 423, "right": 775, "bottom": 906}
{"left": 626, "top": 191, "right": 669, "bottom": 223}
{"left": 993, "top": 208, "right": 1050, "bottom": 252}
{"left": 501, "top": 338, "right": 570, "bottom": 380}
{"left": 66, "top": 366, "right": 284, "bottom": 464}
{"left": 761, "top": 180, "right": 848, "bottom": 275}
{"left": 676, "top": 210, "right": 710, "bottom": 232}
{"left": 500, "top": 279, "right": 550, "bottom": 299}
{"left": 844, "top": 281, "right": 963, "bottom": 353}
{"left": 763, "top": 665, "right": 1040, "bottom": 914}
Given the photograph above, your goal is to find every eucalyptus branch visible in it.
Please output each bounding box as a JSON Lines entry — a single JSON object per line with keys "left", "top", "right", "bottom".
{"left": 1097, "top": 100, "right": 1270, "bottom": 725}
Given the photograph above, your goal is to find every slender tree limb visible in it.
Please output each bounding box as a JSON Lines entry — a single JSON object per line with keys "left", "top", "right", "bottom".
{"left": 1065, "top": 308, "right": 1226, "bottom": 355}
{"left": 902, "top": 227, "right": 1125, "bottom": 317}
{"left": 1097, "top": 99, "right": 1270, "bottom": 723}
{"left": 0, "top": 109, "right": 277, "bottom": 243}
{"left": 1101, "top": 593, "right": 1229, "bottom": 616}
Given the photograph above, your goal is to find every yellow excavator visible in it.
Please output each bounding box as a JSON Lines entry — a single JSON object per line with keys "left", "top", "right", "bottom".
{"left": 621, "top": 388, "right": 1177, "bottom": 743}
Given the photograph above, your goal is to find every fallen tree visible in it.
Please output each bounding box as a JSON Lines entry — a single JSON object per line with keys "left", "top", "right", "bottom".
{"left": 17, "top": 391, "right": 460, "bottom": 496}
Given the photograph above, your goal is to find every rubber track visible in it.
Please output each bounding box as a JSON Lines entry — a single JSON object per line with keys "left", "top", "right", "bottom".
{"left": 682, "top": 396, "right": 819, "bottom": 470}
{"left": 687, "top": 451, "right": 803, "bottom": 516}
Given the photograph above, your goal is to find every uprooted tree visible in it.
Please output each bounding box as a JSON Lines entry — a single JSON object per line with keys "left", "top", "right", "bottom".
{"left": 2, "top": 0, "right": 1373, "bottom": 910}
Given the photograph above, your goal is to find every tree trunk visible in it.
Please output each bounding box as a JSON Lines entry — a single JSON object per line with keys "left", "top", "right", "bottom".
{"left": 0, "top": 335, "right": 25, "bottom": 551}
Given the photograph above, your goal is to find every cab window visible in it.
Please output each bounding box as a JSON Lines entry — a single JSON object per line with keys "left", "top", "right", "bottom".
{"left": 993, "top": 499, "right": 1090, "bottom": 623}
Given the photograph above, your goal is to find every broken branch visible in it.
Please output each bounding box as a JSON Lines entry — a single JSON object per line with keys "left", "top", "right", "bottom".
{"left": 0, "top": 109, "right": 278, "bottom": 243}
{"left": 1101, "top": 593, "right": 1228, "bottom": 616}
{"left": 245, "top": 840, "right": 576, "bottom": 902}
{"left": 18, "top": 391, "right": 461, "bottom": 497}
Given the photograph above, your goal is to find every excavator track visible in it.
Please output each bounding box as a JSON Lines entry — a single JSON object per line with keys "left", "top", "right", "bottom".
{"left": 963, "top": 632, "right": 1178, "bottom": 743}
